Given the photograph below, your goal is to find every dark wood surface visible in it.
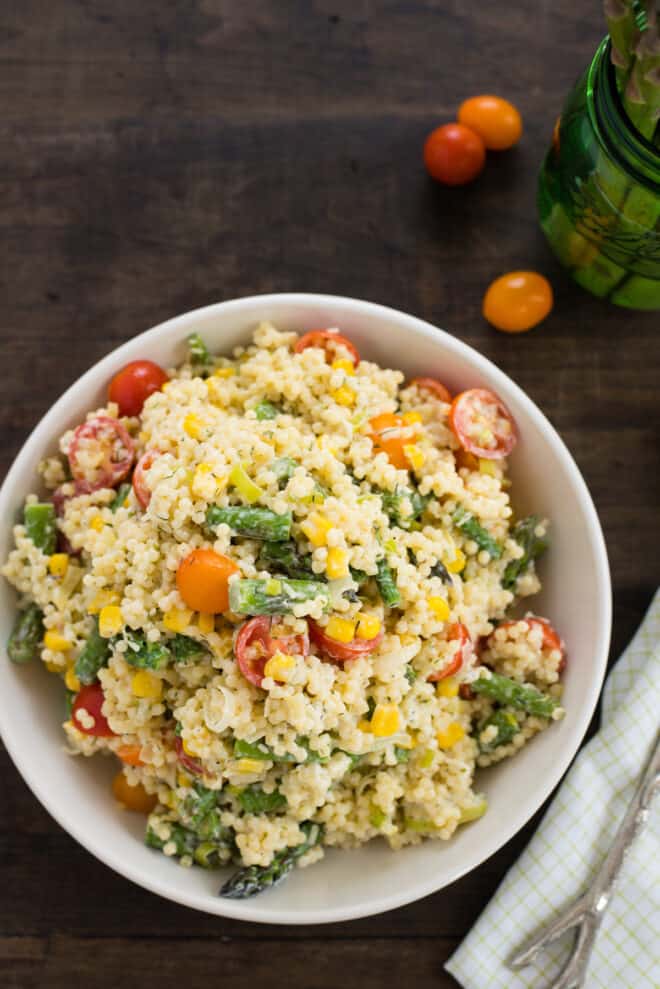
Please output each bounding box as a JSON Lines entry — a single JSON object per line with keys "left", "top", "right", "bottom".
{"left": 1, "top": 2, "right": 658, "bottom": 987}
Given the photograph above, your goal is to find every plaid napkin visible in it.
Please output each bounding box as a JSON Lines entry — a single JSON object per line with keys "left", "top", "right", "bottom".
{"left": 446, "top": 589, "right": 660, "bottom": 989}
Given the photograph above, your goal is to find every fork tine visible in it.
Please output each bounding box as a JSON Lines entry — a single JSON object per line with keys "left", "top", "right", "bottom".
{"left": 508, "top": 895, "right": 589, "bottom": 970}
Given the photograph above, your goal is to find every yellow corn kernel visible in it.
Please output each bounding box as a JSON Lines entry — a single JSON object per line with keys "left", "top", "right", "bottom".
{"left": 177, "top": 772, "right": 192, "bottom": 789}
{"left": 44, "top": 629, "right": 71, "bottom": 652}
{"left": 396, "top": 731, "right": 417, "bottom": 750}
{"left": 236, "top": 758, "right": 264, "bottom": 774}
{"left": 370, "top": 704, "right": 400, "bottom": 737}
{"left": 331, "top": 358, "right": 355, "bottom": 376}
{"left": 300, "top": 512, "right": 333, "bottom": 547}
{"left": 436, "top": 676, "right": 459, "bottom": 698}
{"left": 263, "top": 651, "right": 296, "bottom": 683}
{"left": 163, "top": 608, "right": 193, "bottom": 633}
{"left": 131, "top": 671, "right": 162, "bottom": 700}
{"left": 138, "top": 429, "right": 151, "bottom": 444}
{"left": 428, "top": 596, "right": 450, "bottom": 621}
{"left": 182, "top": 737, "right": 198, "bottom": 757}
{"left": 478, "top": 458, "right": 497, "bottom": 476}
{"left": 213, "top": 366, "right": 236, "bottom": 378}
{"left": 197, "top": 612, "right": 215, "bottom": 634}
{"left": 99, "top": 605, "right": 123, "bottom": 638}
{"left": 437, "top": 722, "right": 465, "bottom": 749}
{"left": 356, "top": 613, "right": 381, "bottom": 640}
{"left": 403, "top": 444, "right": 425, "bottom": 471}
{"left": 89, "top": 515, "right": 105, "bottom": 533}
{"left": 332, "top": 386, "right": 356, "bottom": 407}
{"left": 402, "top": 411, "right": 422, "bottom": 425}
{"left": 228, "top": 463, "right": 264, "bottom": 504}
{"left": 326, "top": 547, "right": 349, "bottom": 579}
{"left": 45, "top": 660, "right": 62, "bottom": 673}
{"left": 325, "top": 616, "right": 355, "bottom": 643}
{"left": 183, "top": 413, "right": 204, "bottom": 439}
{"left": 48, "top": 553, "right": 69, "bottom": 577}
{"left": 445, "top": 548, "right": 466, "bottom": 574}
{"left": 87, "top": 589, "right": 120, "bottom": 615}
{"left": 265, "top": 577, "right": 282, "bottom": 595}
{"left": 358, "top": 720, "right": 373, "bottom": 733}
{"left": 419, "top": 749, "right": 435, "bottom": 768}
{"left": 64, "top": 666, "right": 81, "bottom": 692}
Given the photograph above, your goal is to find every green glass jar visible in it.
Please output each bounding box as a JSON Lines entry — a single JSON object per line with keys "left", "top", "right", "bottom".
{"left": 538, "top": 39, "right": 660, "bottom": 310}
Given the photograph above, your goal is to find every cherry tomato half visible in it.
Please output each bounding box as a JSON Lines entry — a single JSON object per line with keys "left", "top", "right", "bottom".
{"left": 492, "top": 617, "right": 566, "bottom": 672}
{"left": 71, "top": 683, "right": 115, "bottom": 737}
{"left": 482, "top": 271, "right": 553, "bottom": 333}
{"left": 449, "top": 388, "right": 517, "bottom": 460}
{"left": 108, "top": 360, "right": 168, "bottom": 418}
{"left": 458, "top": 95, "right": 523, "bottom": 151}
{"left": 112, "top": 772, "right": 157, "bottom": 813}
{"left": 174, "top": 735, "right": 204, "bottom": 776}
{"left": 309, "top": 619, "right": 383, "bottom": 663}
{"left": 294, "top": 330, "right": 360, "bottom": 366}
{"left": 68, "top": 416, "right": 135, "bottom": 493}
{"left": 428, "top": 622, "right": 473, "bottom": 681}
{"left": 423, "top": 123, "right": 486, "bottom": 186}
{"left": 368, "top": 412, "right": 416, "bottom": 470}
{"left": 176, "top": 548, "right": 239, "bottom": 614}
{"left": 409, "top": 377, "right": 452, "bottom": 404}
{"left": 116, "top": 743, "right": 145, "bottom": 767}
{"left": 234, "top": 615, "right": 309, "bottom": 687}
{"left": 132, "top": 450, "right": 160, "bottom": 509}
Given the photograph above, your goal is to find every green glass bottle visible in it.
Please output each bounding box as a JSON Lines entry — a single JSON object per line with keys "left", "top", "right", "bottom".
{"left": 538, "top": 39, "right": 660, "bottom": 310}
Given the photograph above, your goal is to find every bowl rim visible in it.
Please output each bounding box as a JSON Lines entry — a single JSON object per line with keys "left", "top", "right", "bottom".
{"left": 0, "top": 292, "right": 611, "bottom": 924}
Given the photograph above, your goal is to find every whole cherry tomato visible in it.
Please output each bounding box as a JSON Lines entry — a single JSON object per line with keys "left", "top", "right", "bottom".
{"left": 423, "top": 123, "right": 486, "bottom": 186}
{"left": 108, "top": 360, "right": 168, "bottom": 417}
{"left": 176, "top": 548, "right": 239, "bottom": 613}
{"left": 482, "top": 271, "right": 553, "bottom": 333}
{"left": 112, "top": 772, "right": 157, "bottom": 813}
{"left": 458, "top": 95, "right": 523, "bottom": 151}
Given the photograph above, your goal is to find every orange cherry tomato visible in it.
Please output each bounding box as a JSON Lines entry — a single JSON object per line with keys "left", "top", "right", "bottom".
{"left": 458, "top": 96, "right": 522, "bottom": 151}
{"left": 294, "top": 330, "right": 360, "bottom": 366}
{"left": 449, "top": 388, "right": 517, "bottom": 459}
{"left": 116, "top": 743, "right": 145, "bottom": 767}
{"left": 409, "top": 377, "right": 452, "bottom": 404}
{"left": 368, "top": 412, "right": 414, "bottom": 470}
{"left": 176, "top": 548, "right": 239, "bottom": 613}
{"left": 423, "top": 123, "right": 486, "bottom": 186}
{"left": 112, "top": 772, "right": 158, "bottom": 813}
{"left": 483, "top": 271, "right": 553, "bottom": 333}
{"left": 108, "top": 360, "right": 168, "bottom": 417}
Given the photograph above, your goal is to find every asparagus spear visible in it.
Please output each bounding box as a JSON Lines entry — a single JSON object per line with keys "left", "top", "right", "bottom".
{"left": 471, "top": 672, "right": 558, "bottom": 718}
{"left": 74, "top": 617, "right": 111, "bottom": 684}
{"left": 229, "top": 577, "right": 329, "bottom": 616}
{"left": 259, "top": 540, "right": 319, "bottom": 580}
{"left": 24, "top": 502, "right": 57, "bottom": 554}
{"left": 502, "top": 514, "right": 548, "bottom": 590}
{"left": 452, "top": 506, "right": 502, "bottom": 559}
{"left": 206, "top": 505, "right": 292, "bottom": 542}
{"left": 375, "top": 556, "right": 401, "bottom": 607}
{"left": 381, "top": 488, "right": 430, "bottom": 529}
{"left": 7, "top": 603, "right": 44, "bottom": 664}
{"left": 477, "top": 709, "right": 520, "bottom": 752}
{"left": 269, "top": 457, "right": 299, "bottom": 486}
{"left": 220, "top": 821, "right": 323, "bottom": 898}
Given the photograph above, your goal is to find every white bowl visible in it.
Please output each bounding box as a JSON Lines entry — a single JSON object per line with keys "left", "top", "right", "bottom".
{"left": 0, "top": 294, "right": 611, "bottom": 924}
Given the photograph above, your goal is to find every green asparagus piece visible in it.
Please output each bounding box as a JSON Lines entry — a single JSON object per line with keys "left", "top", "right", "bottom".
{"left": 182, "top": 783, "right": 233, "bottom": 843}
{"left": 7, "top": 603, "right": 44, "bottom": 663}
{"left": 477, "top": 709, "right": 520, "bottom": 753}
{"left": 270, "top": 457, "right": 298, "bottom": 486}
{"left": 233, "top": 738, "right": 297, "bottom": 763}
{"left": 229, "top": 577, "right": 329, "bottom": 616}
{"left": 64, "top": 688, "right": 76, "bottom": 718}
{"left": 220, "top": 821, "right": 323, "bottom": 898}
{"left": 236, "top": 785, "right": 288, "bottom": 814}
{"left": 381, "top": 488, "right": 430, "bottom": 530}
{"left": 471, "top": 672, "right": 558, "bottom": 718}
{"left": 187, "top": 332, "right": 211, "bottom": 365}
{"left": 375, "top": 556, "right": 401, "bottom": 607}
{"left": 502, "top": 515, "right": 548, "bottom": 590}
{"left": 452, "top": 506, "right": 502, "bottom": 559}
{"left": 24, "top": 502, "right": 57, "bottom": 554}
{"left": 74, "top": 617, "right": 111, "bottom": 684}
{"left": 110, "top": 483, "right": 131, "bottom": 512}
{"left": 193, "top": 842, "right": 230, "bottom": 869}
{"left": 122, "top": 630, "right": 170, "bottom": 671}
{"left": 259, "top": 540, "right": 319, "bottom": 580}
{"left": 206, "top": 505, "right": 292, "bottom": 542}
{"left": 254, "top": 400, "right": 280, "bottom": 421}
{"left": 168, "top": 633, "right": 208, "bottom": 662}
{"left": 394, "top": 746, "right": 410, "bottom": 763}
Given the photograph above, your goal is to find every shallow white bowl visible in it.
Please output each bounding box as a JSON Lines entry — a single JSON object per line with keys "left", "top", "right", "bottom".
{"left": 0, "top": 294, "right": 611, "bottom": 924}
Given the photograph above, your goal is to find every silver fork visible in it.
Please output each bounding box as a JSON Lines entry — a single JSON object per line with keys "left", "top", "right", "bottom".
{"left": 508, "top": 729, "right": 660, "bottom": 989}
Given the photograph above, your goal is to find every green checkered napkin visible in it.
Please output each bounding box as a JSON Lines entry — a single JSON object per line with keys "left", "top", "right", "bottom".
{"left": 446, "top": 590, "right": 660, "bottom": 989}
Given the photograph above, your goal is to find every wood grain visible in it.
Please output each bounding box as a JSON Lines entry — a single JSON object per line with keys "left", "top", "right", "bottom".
{"left": 1, "top": 2, "right": 658, "bottom": 986}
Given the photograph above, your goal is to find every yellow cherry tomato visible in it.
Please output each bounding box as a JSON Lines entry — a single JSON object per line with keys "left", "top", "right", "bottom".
{"left": 458, "top": 96, "right": 523, "bottom": 151}
{"left": 112, "top": 772, "right": 157, "bottom": 813}
{"left": 482, "top": 271, "right": 553, "bottom": 333}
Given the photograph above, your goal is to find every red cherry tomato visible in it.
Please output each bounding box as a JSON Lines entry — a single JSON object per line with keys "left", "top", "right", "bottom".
{"left": 449, "top": 388, "right": 517, "bottom": 460}
{"left": 409, "top": 377, "right": 452, "bottom": 404}
{"left": 294, "top": 330, "right": 360, "bottom": 366}
{"left": 71, "top": 683, "right": 115, "bottom": 737}
{"left": 458, "top": 95, "right": 523, "bottom": 151}
{"left": 428, "top": 622, "right": 473, "bottom": 681}
{"left": 423, "top": 123, "right": 486, "bottom": 186}
{"left": 483, "top": 271, "right": 553, "bottom": 333}
{"left": 68, "top": 416, "right": 135, "bottom": 493}
{"left": 308, "top": 620, "right": 383, "bottom": 664}
{"left": 132, "top": 450, "right": 160, "bottom": 509}
{"left": 234, "top": 616, "right": 309, "bottom": 687}
{"left": 108, "top": 360, "right": 168, "bottom": 417}
{"left": 174, "top": 735, "right": 204, "bottom": 776}
{"left": 493, "top": 617, "right": 566, "bottom": 672}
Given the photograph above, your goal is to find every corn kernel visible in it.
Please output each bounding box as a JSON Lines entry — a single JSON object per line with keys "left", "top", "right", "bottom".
{"left": 428, "top": 596, "right": 450, "bottom": 621}
{"left": 182, "top": 737, "right": 198, "bottom": 756}
{"left": 99, "top": 605, "right": 123, "bottom": 638}
{"left": 139, "top": 430, "right": 151, "bottom": 444}
{"left": 197, "top": 612, "right": 215, "bottom": 634}
{"left": 64, "top": 666, "right": 81, "bottom": 692}
{"left": 45, "top": 660, "right": 62, "bottom": 673}
{"left": 358, "top": 720, "right": 373, "bottom": 733}
{"left": 436, "top": 676, "right": 459, "bottom": 698}
{"left": 403, "top": 444, "right": 425, "bottom": 470}
{"left": 131, "top": 671, "right": 162, "bottom": 700}
{"left": 191, "top": 462, "right": 227, "bottom": 498}
{"left": 265, "top": 577, "right": 282, "bottom": 595}
{"left": 163, "top": 608, "right": 193, "bottom": 633}
{"left": 236, "top": 758, "right": 264, "bottom": 774}
{"left": 325, "top": 616, "right": 355, "bottom": 643}
{"left": 331, "top": 358, "right": 355, "bottom": 375}
{"left": 44, "top": 629, "right": 71, "bottom": 652}
{"left": 356, "top": 613, "right": 381, "bottom": 640}
{"left": 263, "top": 651, "right": 296, "bottom": 682}
{"left": 402, "top": 411, "right": 422, "bottom": 425}
{"left": 479, "top": 458, "right": 497, "bottom": 476}
{"left": 177, "top": 772, "right": 192, "bottom": 789}
{"left": 300, "top": 512, "right": 333, "bottom": 547}
{"left": 371, "top": 704, "right": 400, "bottom": 737}
{"left": 332, "top": 386, "right": 356, "bottom": 407}
{"left": 87, "top": 589, "right": 120, "bottom": 615}
{"left": 48, "top": 553, "right": 69, "bottom": 577}
{"left": 183, "top": 413, "right": 204, "bottom": 439}
{"left": 326, "top": 547, "right": 349, "bottom": 579}
{"left": 419, "top": 749, "right": 435, "bottom": 768}
{"left": 437, "top": 722, "right": 465, "bottom": 749}
{"left": 445, "top": 549, "right": 466, "bottom": 574}
{"left": 213, "top": 366, "right": 236, "bottom": 378}
{"left": 89, "top": 515, "right": 105, "bottom": 533}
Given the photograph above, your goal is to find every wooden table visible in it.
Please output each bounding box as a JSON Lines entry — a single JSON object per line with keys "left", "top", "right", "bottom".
{"left": 1, "top": 3, "right": 658, "bottom": 986}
